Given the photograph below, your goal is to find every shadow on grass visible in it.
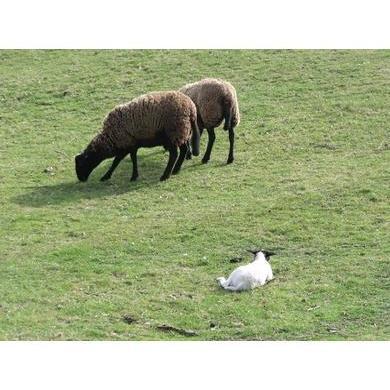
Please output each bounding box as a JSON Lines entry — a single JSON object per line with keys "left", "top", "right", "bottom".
{"left": 12, "top": 151, "right": 192, "bottom": 208}
{"left": 12, "top": 148, "right": 230, "bottom": 208}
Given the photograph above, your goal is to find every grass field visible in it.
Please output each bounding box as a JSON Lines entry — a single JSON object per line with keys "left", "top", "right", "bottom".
{"left": 0, "top": 50, "right": 389, "bottom": 340}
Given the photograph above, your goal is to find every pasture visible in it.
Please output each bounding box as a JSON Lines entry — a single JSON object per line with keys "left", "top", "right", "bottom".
{"left": 0, "top": 50, "right": 389, "bottom": 340}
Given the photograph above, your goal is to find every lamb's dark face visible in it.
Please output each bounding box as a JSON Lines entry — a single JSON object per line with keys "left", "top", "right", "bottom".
{"left": 247, "top": 249, "right": 276, "bottom": 261}
{"left": 75, "top": 150, "right": 103, "bottom": 182}
{"left": 262, "top": 250, "right": 276, "bottom": 261}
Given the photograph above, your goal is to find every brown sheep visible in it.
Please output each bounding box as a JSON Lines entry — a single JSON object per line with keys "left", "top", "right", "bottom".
{"left": 75, "top": 91, "right": 200, "bottom": 182}
{"left": 179, "top": 78, "right": 240, "bottom": 164}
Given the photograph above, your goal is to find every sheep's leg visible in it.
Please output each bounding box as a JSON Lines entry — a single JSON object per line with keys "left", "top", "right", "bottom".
{"left": 130, "top": 148, "right": 139, "bottom": 181}
{"left": 185, "top": 140, "right": 192, "bottom": 160}
{"left": 100, "top": 152, "right": 127, "bottom": 181}
{"left": 227, "top": 127, "right": 235, "bottom": 164}
{"left": 223, "top": 283, "right": 244, "bottom": 292}
{"left": 266, "top": 269, "right": 274, "bottom": 282}
{"left": 216, "top": 277, "right": 227, "bottom": 288}
{"left": 172, "top": 144, "right": 188, "bottom": 175}
{"left": 223, "top": 104, "right": 233, "bottom": 130}
{"left": 186, "top": 127, "right": 204, "bottom": 160}
{"left": 160, "top": 144, "right": 178, "bottom": 181}
{"left": 201, "top": 127, "right": 215, "bottom": 164}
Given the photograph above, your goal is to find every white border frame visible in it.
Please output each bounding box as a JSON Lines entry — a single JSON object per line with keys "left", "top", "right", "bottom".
{"left": 0, "top": 342, "right": 388, "bottom": 390}
{"left": 1, "top": 0, "right": 390, "bottom": 48}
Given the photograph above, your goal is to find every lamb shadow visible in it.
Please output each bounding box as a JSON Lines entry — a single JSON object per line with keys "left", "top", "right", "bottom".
{"left": 12, "top": 152, "right": 178, "bottom": 208}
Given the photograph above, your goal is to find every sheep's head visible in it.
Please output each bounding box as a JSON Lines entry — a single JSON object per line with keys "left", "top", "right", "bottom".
{"left": 247, "top": 249, "right": 276, "bottom": 261}
{"left": 75, "top": 150, "right": 103, "bottom": 182}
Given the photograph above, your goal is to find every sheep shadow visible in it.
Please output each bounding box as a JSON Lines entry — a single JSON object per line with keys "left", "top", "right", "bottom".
{"left": 12, "top": 151, "right": 189, "bottom": 208}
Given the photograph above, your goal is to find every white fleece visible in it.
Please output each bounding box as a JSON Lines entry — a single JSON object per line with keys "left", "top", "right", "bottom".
{"left": 217, "top": 252, "right": 273, "bottom": 291}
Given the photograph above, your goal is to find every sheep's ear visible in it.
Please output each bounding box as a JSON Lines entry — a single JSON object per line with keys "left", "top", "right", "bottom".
{"left": 263, "top": 250, "right": 276, "bottom": 259}
{"left": 246, "top": 249, "right": 260, "bottom": 255}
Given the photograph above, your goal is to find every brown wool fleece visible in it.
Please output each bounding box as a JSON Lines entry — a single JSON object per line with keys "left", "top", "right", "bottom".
{"left": 179, "top": 78, "right": 240, "bottom": 130}
{"left": 88, "top": 91, "right": 197, "bottom": 153}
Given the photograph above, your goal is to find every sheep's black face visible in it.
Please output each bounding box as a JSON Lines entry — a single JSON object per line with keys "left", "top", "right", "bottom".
{"left": 262, "top": 250, "right": 276, "bottom": 261}
{"left": 75, "top": 150, "right": 102, "bottom": 182}
{"left": 247, "top": 249, "right": 276, "bottom": 261}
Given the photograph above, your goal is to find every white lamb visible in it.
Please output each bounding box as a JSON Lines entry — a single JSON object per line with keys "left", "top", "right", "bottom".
{"left": 217, "top": 250, "right": 275, "bottom": 292}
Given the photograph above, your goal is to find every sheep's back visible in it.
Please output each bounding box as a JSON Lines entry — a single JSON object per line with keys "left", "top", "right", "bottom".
{"left": 179, "top": 78, "right": 239, "bottom": 129}
{"left": 102, "top": 91, "right": 195, "bottom": 149}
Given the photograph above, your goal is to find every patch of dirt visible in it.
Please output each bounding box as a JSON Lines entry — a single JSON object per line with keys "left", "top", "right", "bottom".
{"left": 156, "top": 324, "right": 198, "bottom": 337}
{"left": 312, "top": 142, "right": 338, "bottom": 150}
{"left": 122, "top": 314, "right": 137, "bottom": 324}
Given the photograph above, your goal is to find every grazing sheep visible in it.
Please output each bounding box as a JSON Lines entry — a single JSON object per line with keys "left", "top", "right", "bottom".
{"left": 217, "top": 250, "right": 275, "bottom": 292}
{"left": 75, "top": 91, "right": 200, "bottom": 182}
{"left": 179, "top": 78, "right": 240, "bottom": 164}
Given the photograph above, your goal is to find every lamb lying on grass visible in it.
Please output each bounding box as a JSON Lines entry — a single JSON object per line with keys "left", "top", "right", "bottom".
{"left": 217, "top": 250, "right": 275, "bottom": 292}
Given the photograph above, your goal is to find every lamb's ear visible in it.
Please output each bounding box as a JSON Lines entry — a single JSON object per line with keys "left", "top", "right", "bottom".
{"left": 263, "top": 250, "right": 276, "bottom": 259}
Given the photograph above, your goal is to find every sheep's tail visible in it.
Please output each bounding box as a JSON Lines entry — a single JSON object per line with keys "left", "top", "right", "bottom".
{"left": 223, "top": 90, "right": 240, "bottom": 131}
{"left": 191, "top": 116, "right": 200, "bottom": 156}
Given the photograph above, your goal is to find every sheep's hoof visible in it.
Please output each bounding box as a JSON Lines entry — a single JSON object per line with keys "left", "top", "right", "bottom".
{"left": 227, "top": 157, "right": 234, "bottom": 164}
{"left": 185, "top": 152, "right": 192, "bottom": 160}
{"left": 160, "top": 175, "right": 169, "bottom": 181}
{"left": 130, "top": 175, "right": 138, "bottom": 182}
{"left": 100, "top": 175, "right": 111, "bottom": 181}
{"left": 172, "top": 169, "right": 180, "bottom": 175}
{"left": 201, "top": 157, "right": 210, "bottom": 164}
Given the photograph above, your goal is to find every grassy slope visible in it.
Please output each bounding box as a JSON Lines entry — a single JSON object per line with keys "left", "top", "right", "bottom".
{"left": 0, "top": 50, "right": 389, "bottom": 340}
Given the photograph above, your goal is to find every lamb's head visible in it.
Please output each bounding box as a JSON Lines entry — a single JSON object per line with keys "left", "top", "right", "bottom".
{"left": 75, "top": 149, "right": 104, "bottom": 182}
{"left": 247, "top": 249, "right": 276, "bottom": 262}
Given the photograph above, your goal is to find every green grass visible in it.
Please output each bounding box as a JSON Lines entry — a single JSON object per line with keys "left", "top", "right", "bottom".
{"left": 0, "top": 50, "right": 389, "bottom": 340}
